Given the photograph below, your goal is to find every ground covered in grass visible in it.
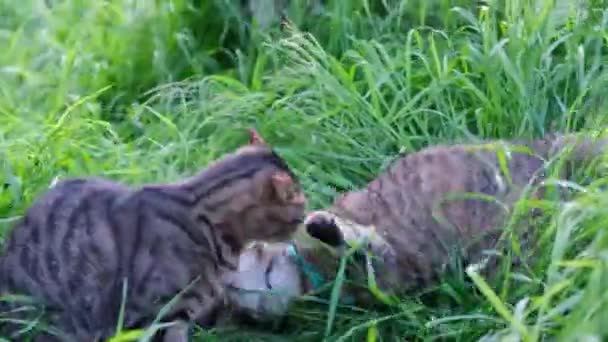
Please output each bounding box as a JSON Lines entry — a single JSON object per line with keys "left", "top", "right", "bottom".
{"left": 1, "top": 0, "right": 608, "bottom": 341}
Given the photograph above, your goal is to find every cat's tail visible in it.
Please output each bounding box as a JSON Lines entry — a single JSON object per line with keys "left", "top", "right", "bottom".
{"left": 547, "top": 131, "right": 608, "bottom": 161}
{"left": 530, "top": 131, "right": 608, "bottom": 176}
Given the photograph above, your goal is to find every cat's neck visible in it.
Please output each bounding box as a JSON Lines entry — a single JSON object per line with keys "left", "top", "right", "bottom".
{"left": 173, "top": 147, "right": 287, "bottom": 252}
{"left": 172, "top": 179, "right": 256, "bottom": 254}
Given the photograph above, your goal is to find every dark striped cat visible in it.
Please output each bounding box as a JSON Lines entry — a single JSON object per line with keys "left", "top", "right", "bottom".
{"left": 0, "top": 129, "right": 307, "bottom": 342}
{"left": 223, "top": 132, "right": 608, "bottom": 322}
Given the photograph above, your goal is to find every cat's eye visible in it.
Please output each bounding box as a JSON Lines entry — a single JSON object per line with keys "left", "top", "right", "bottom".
{"left": 285, "top": 186, "right": 298, "bottom": 201}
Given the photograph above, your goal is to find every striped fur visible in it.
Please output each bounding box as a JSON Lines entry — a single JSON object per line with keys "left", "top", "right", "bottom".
{"left": 223, "top": 132, "right": 608, "bottom": 321}
{"left": 0, "top": 131, "right": 307, "bottom": 341}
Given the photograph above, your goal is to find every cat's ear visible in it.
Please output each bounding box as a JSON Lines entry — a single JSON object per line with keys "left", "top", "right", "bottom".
{"left": 304, "top": 211, "right": 345, "bottom": 247}
{"left": 271, "top": 171, "right": 304, "bottom": 203}
{"left": 248, "top": 128, "right": 265, "bottom": 145}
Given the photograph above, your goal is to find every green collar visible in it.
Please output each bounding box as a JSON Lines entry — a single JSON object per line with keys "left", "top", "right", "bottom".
{"left": 286, "top": 243, "right": 355, "bottom": 305}
{"left": 286, "top": 243, "right": 326, "bottom": 290}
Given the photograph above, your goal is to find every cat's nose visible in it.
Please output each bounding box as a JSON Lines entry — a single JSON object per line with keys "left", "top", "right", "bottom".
{"left": 251, "top": 242, "right": 267, "bottom": 257}
{"left": 291, "top": 215, "right": 305, "bottom": 225}
{"left": 293, "top": 193, "right": 307, "bottom": 205}
{"left": 303, "top": 210, "right": 324, "bottom": 226}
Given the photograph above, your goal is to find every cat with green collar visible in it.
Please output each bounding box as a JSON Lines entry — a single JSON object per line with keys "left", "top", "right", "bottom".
{"left": 222, "top": 132, "right": 608, "bottom": 324}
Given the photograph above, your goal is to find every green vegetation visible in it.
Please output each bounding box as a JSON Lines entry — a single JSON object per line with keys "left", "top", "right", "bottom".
{"left": 1, "top": 0, "right": 607, "bottom": 340}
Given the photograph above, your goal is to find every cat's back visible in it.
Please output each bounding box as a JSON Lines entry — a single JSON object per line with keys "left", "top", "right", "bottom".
{"left": 0, "top": 176, "right": 131, "bottom": 307}
{"left": 3, "top": 176, "right": 131, "bottom": 250}
{"left": 388, "top": 139, "right": 545, "bottom": 189}
{"left": 15, "top": 176, "right": 130, "bottom": 219}
{"left": 374, "top": 140, "right": 546, "bottom": 212}
{"left": 333, "top": 141, "right": 546, "bottom": 278}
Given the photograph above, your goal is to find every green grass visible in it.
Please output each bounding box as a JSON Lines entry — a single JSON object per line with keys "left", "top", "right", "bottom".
{"left": 1, "top": 0, "right": 608, "bottom": 340}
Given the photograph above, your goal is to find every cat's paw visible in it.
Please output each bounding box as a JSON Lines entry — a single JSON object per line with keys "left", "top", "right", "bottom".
{"left": 303, "top": 210, "right": 345, "bottom": 247}
{"left": 304, "top": 211, "right": 395, "bottom": 261}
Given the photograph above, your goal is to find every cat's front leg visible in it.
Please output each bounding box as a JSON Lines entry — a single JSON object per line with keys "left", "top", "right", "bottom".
{"left": 158, "top": 281, "right": 226, "bottom": 341}
{"left": 180, "top": 282, "right": 227, "bottom": 330}
{"left": 304, "top": 210, "right": 395, "bottom": 259}
{"left": 304, "top": 210, "right": 401, "bottom": 302}
{"left": 157, "top": 299, "right": 223, "bottom": 342}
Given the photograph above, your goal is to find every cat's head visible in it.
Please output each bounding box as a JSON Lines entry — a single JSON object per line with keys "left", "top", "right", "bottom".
{"left": 208, "top": 129, "right": 308, "bottom": 244}
{"left": 224, "top": 209, "right": 395, "bottom": 322}
{"left": 222, "top": 241, "right": 305, "bottom": 323}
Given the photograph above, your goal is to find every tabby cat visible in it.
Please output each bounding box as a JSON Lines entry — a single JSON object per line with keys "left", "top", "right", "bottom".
{"left": 0, "top": 129, "right": 307, "bottom": 341}
{"left": 223, "top": 132, "right": 608, "bottom": 321}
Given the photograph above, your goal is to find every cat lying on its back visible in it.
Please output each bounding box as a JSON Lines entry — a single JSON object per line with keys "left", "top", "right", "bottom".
{"left": 222, "top": 132, "right": 608, "bottom": 322}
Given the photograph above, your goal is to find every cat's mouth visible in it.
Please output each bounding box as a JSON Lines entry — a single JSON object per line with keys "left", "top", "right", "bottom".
{"left": 264, "top": 255, "right": 277, "bottom": 290}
